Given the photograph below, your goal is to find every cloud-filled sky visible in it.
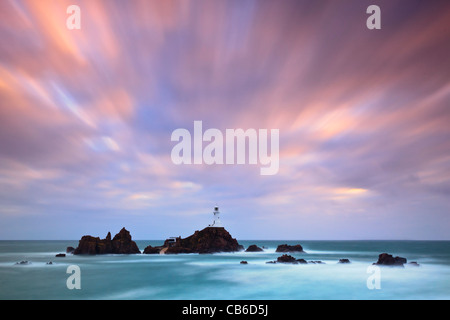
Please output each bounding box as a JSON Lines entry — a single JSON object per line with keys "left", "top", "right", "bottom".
{"left": 0, "top": 0, "right": 449, "bottom": 240}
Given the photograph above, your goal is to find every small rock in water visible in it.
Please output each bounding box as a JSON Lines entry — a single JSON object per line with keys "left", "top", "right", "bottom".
{"left": 277, "top": 254, "right": 298, "bottom": 263}
{"left": 266, "top": 257, "right": 310, "bottom": 264}
{"left": 245, "top": 245, "right": 263, "bottom": 252}
{"left": 240, "top": 261, "right": 248, "bottom": 264}
{"left": 275, "top": 244, "right": 305, "bottom": 253}
{"left": 15, "top": 260, "right": 31, "bottom": 265}
{"left": 374, "top": 253, "right": 407, "bottom": 267}
{"left": 338, "top": 259, "right": 351, "bottom": 264}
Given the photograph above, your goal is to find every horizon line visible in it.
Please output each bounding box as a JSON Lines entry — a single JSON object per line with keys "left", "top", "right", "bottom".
{"left": 1, "top": 238, "right": 449, "bottom": 241}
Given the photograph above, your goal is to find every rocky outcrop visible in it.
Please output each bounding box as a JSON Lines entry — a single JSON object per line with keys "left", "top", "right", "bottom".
{"left": 73, "top": 227, "right": 140, "bottom": 255}
{"left": 275, "top": 244, "right": 305, "bottom": 253}
{"left": 111, "top": 228, "right": 141, "bottom": 254}
{"left": 266, "top": 255, "right": 308, "bottom": 264}
{"left": 66, "top": 246, "right": 75, "bottom": 254}
{"left": 277, "top": 254, "right": 298, "bottom": 263}
{"left": 245, "top": 244, "right": 263, "bottom": 252}
{"left": 266, "top": 254, "right": 327, "bottom": 264}
{"left": 338, "top": 259, "right": 351, "bottom": 264}
{"left": 73, "top": 235, "right": 107, "bottom": 254}
{"left": 142, "top": 245, "right": 162, "bottom": 254}
{"left": 164, "top": 227, "right": 243, "bottom": 254}
{"left": 374, "top": 253, "right": 407, "bottom": 266}
{"left": 55, "top": 253, "right": 66, "bottom": 257}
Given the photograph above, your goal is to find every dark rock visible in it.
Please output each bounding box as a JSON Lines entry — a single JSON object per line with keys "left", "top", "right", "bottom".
{"left": 111, "top": 228, "right": 141, "bottom": 254}
{"left": 164, "top": 227, "right": 243, "bottom": 254}
{"left": 55, "top": 253, "right": 66, "bottom": 257}
{"left": 142, "top": 245, "right": 161, "bottom": 254}
{"left": 245, "top": 244, "right": 263, "bottom": 252}
{"left": 409, "top": 261, "right": 420, "bottom": 267}
{"left": 338, "top": 259, "right": 351, "bottom": 264}
{"left": 266, "top": 256, "right": 309, "bottom": 264}
{"left": 73, "top": 235, "right": 103, "bottom": 254}
{"left": 164, "top": 246, "right": 193, "bottom": 254}
{"left": 275, "top": 244, "right": 305, "bottom": 253}
{"left": 66, "top": 246, "right": 75, "bottom": 254}
{"left": 73, "top": 227, "right": 141, "bottom": 255}
{"left": 15, "top": 260, "right": 31, "bottom": 265}
{"left": 308, "top": 260, "right": 324, "bottom": 264}
{"left": 240, "top": 261, "right": 248, "bottom": 264}
{"left": 277, "top": 254, "right": 298, "bottom": 263}
{"left": 374, "top": 253, "right": 407, "bottom": 266}
{"left": 46, "top": 261, "right": 53, "bottom": 265}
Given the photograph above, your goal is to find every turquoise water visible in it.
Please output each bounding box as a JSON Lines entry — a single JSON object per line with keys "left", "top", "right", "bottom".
{"left": 0, "top": 240, "right": 449, "bottom": 300}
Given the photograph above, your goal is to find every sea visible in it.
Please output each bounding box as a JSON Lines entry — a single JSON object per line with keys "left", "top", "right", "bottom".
{"left": 0, "top": 240, "right": 449, "bottom": 300}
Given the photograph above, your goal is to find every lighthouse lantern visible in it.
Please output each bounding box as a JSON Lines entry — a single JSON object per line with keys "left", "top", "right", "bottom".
{"left": 209, "top": 205, "right": 223, "bottom": 227}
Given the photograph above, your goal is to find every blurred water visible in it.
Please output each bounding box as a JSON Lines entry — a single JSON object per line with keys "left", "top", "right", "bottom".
{"left": 0, "top": 240, "right": 449, "bottom": 299}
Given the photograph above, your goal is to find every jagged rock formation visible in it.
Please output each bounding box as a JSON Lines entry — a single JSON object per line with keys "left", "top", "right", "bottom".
{"left": 73, "top": 227, "right": 140, "bottom": 254}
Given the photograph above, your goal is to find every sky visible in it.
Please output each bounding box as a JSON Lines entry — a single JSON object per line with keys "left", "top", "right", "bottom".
{"left": 0, "top": 0, "right": 449, "bottom": 240}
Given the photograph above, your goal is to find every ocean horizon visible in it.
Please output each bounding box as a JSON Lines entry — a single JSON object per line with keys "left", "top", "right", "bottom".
{"left": 1, "top": 240, "right": 449, "bottom": 300}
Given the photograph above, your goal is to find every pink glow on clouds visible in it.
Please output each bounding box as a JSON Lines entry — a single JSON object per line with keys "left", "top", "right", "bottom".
{"left": 0, "top": 0, "right": 449, "bottom": 239}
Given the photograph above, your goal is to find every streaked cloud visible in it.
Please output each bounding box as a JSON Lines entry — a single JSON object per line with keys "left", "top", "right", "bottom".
{"left": 0, "top": 0, "right": 449, "bottom": 239}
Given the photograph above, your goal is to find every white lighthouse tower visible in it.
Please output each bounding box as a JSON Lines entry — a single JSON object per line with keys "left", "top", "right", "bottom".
{"left": 209, "top": 205, "right": 223, "bottom": 228}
